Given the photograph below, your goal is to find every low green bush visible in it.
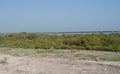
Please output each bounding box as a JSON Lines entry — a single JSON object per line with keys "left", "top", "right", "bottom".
{"left": 0, "top": 32, "right": 119, "bottom": 52}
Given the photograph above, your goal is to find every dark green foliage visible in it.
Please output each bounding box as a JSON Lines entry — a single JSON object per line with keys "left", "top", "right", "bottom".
{"left": 0, "top": 32, "right": 120, "bottom": 51}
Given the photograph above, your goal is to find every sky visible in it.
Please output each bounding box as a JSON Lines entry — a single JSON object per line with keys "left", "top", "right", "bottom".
{"left": 0, "top": 0, "right": 120, "bottom": 33}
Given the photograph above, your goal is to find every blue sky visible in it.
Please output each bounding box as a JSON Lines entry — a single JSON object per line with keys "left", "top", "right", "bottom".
{"left": 0, "top": 0, "right": 120, "bottom": 33}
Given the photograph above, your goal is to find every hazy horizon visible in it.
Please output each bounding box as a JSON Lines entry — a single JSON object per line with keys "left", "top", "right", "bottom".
{"left": 0, "top": 0, "right": 120, "bottom": 33}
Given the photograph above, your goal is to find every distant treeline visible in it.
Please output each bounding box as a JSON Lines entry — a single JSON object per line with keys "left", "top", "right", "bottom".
{"left": 0, "top": 32, "right": 120, "bottom": 52}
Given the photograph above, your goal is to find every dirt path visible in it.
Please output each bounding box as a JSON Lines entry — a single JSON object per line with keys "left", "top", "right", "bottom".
{"left": 0, "top": 54, "right": 120, "bottom": 74}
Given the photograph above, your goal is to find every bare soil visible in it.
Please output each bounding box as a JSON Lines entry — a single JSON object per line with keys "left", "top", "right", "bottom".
{"left": 0, "top": 54, "right": 120, "bottom": 74}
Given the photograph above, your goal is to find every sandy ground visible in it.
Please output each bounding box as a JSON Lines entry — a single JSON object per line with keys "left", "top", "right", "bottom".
{"left": 0, "top": 54, "right": 120, "bottom": 74}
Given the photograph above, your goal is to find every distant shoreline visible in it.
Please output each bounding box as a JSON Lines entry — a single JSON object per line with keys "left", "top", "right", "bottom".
{"left": 0, "top": 31, "right": 120, "bottom": 34}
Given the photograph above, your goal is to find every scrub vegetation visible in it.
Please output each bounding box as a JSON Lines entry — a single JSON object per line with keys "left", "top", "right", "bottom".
{"left": 0, "top": 32, "right": 120, "bottom": 52}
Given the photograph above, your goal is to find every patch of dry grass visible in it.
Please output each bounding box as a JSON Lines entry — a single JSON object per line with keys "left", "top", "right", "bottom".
{"left": 0, "top": 48, "right": 120, "bottom": 61}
